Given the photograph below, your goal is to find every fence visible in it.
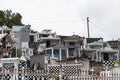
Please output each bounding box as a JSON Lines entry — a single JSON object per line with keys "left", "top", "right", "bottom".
{"left": 25, "top": 70, "right": 120, "bottom": 80}
{"left": 1, "top": 63, "right": 120, "bottom": 80}
{"left": 0, "top": 72, "right": 15, "bottom": 80}
{"left": 1, "top": 70, "right": 120, "bottom": 80}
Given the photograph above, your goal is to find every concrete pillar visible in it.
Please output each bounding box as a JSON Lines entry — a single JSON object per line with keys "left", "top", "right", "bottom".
{"left": 59, "top": 48, "right": 62, "bottom": 61}
{"left": 78, "top": 48, "right": 80, "bottom": 57}
{"left": 37, "top": 77, "right": 40, "bottom": 80}
{"left": 117, "top": 51, "right": 119, "bottom": 60}
{"left": 97, "top": 51, "right": 99, "bottom": 61}
{"left": 99, "top": 52, "right": 101, "bottom": 62}
{"left": 41, "top": 77, "right": 44, "bottom": 80}
{"left": 66, "top": 48, "right": 69, "bottom": 59}
{"left": 96, "top": 51, "right": 98, "bottom": 61}
{"left": 101, "top": 53, "right": 103, "bottom": 61}
{"left": 51, "top": 48, "right": 54, "bottom": 57}
{"left": 33, "top": 77, "right": 35, "bottom": 80}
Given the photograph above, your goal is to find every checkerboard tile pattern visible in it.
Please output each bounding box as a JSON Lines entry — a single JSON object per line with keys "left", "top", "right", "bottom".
{"left": 26, "top": 70, "right": 46, "bottom": 79}
{"left": 102, "top": 60, "right": 115, "bottom": 71}
{"left": 18, "top": 61, "right": 22, "bottom": 79}
{"left": 47, "top": 64, "right": 81, "bottom": 75}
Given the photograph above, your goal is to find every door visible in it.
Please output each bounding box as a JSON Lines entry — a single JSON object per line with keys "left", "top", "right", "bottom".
{"left": 46, "top": 40, "right": 50, "bottom": 47}
{"left": 103, "top": 53, "right": 109, "bottom": 60}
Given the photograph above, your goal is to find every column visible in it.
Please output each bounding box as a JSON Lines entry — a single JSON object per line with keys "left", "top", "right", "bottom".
{"left": 33, "top": 78, "right": 35, "bottom": 80}
{"left": 96, "top": 51, "right": 98, "bottom": 61}
{"left": 99, "top": 52, "right": 101, "bottom": 62}
{"left": 97, "top": 51, "right": 99, "bottom": 61}
{"left": 117, "top": 51, "right": 119, "bottom": 60}
{"left": 51, "top": 48, "right": 54, "bottom": 57}
{"left": 101, "top": 53, "right": 103, "bottom": 61}
{"left": 41, "top": 77, "right": 44, "bottom": 80}
{"left": 78, "top": 48, "right": 80, "bottom": 57}
{"left": 66, "top": 48, "right": 69, "bottom": 59}
{"left": 37, "top": 77, "right": 40, "bottom": 80}
{"left": 59, "top": 48, "right": 62, "bottom": 61}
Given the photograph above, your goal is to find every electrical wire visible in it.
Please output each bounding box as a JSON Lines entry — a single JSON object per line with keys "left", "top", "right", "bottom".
{"left": 90, "top": 21, "right": 114, "bottom": 39}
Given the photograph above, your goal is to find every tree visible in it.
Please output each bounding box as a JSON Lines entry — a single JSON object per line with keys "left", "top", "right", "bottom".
{"left": 31, "top": 29, "right": 38, "bottom": 33}
{"left": 0, "top": 10, "right": 5, "bottom": 26}
{"left": 11, "top": 13, "right": 23, "bottom": 26}
{"left": 0, "top": 9, "right": 24, "bottom": 28}
{"left": 4, "top": 10, "right": 13, "bottom": 28}
{"left": 11, "top": 47, "right": 16, "bottom": 57}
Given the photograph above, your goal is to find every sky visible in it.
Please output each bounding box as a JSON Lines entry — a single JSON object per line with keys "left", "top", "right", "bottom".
{"left": 0, "top": 0, "right": 120, "bottom": 41}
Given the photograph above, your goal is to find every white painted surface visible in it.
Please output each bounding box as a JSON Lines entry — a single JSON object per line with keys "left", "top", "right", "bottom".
{"left": 21, "top": 42, "right": 29, "bottom": 49}
{"left": 110, "top": 67, "right": 120, "bottom": 73}
{"left": 0, "top": 58, "right": 20, "bottom": 80}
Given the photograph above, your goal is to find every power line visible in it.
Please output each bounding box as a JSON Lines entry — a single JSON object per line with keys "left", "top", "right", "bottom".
{"left": 90, "top": 21, "right": 114, "bottom": 38}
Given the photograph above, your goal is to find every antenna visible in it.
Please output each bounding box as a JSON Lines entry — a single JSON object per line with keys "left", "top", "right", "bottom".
{"left": 87, "top": 17, "right": 90, "bottom": 38}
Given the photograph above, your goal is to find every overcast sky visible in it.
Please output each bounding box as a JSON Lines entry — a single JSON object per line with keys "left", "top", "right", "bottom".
{"left": 1, "top": 0, "right": 120, "bottom": 41}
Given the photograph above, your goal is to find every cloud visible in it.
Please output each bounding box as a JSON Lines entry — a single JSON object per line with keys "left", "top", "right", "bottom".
{"left": 76, "top": 0, "right": 120, "bottom": 40}
{"left": 1, "top": 0, "right": 120, "bottom": 40}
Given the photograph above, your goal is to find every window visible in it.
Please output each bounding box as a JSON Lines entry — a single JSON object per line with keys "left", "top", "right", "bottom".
{"left": 0, "top": 30, "right": 2, "bottom": 34}
{"left": 45, "top": 49, "right": 52, "bottom": 56}
{"left": 54, "top": 49, "right": 59, "bottom": 59}
{"left": 61, "top": 50, "right": 67, "bottom": 60}
{"left": 7, "top": 47, "right": 11, "bottom": 50}
{"left": 42, "top": 35, "right": 48, "bottom": 37}
{"left": 69, "top": 48, "right": 74, "bottom": 57}
{"left": 0, "top": 45, "right": 2, "bottom": 48}
{"left": 3, "top": 30, "right": 6, "bottom": 33}
{"left": 69, "top": 42, "right": 75, "bottom": 45}
{"left": 46, "top": 40, "right": 50, "bottom": 47}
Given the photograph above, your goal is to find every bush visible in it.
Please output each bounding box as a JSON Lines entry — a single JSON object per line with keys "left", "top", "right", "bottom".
{"left": 115, "top": 60, "right": 120, "bottom": 66}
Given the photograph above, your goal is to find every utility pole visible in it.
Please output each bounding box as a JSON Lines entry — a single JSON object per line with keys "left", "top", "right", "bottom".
{"left": 87, "top": 17, "right": 90, "bottom": 38}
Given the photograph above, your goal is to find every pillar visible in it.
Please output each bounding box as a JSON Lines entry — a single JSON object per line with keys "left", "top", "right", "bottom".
{"left": 99, "top": 52, "right": 102, "bottom": 62}
{"left": 59, "top": 48, "right": 62, "bottom": 61}
{"left": 78, "top": 48, "right": 80, "bottom": 57}
{"left": 117, "top": 51, "right": 119, "bottom": 60}
{"left": 41, "top": 77, "right": 44, "bottom": 80}
{"left": 96, "top": 51, "right": 98, "bottom": 61}
{"left": 66, "top": 48, "right": 69, "bottom": 59}
{"left": 33, "top": 77, "right": 35, "bottom": 80}
{"left": 51, "top": 48, "right": 54, "bottom": 57}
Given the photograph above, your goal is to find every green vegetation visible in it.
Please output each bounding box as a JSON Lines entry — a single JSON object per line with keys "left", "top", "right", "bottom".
{"left": 31, "top": 29, "right": 38, "bottom": 33}
{"left": 11, "top": 47, "right": 16, "bottom": 57}
{"left": 115, "top": 60, "right": 120, "bottom": 66}
{"left": 0, "top": 9, "right": 24, "bottom": 28}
